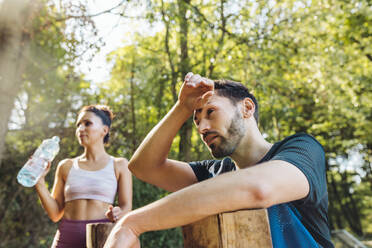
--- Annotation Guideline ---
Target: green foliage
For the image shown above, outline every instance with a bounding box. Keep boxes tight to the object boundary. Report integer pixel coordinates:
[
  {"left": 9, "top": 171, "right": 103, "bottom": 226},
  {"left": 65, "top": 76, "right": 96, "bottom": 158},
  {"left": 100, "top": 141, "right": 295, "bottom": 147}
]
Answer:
[
  {"left": 0, "top": 0, "right": 97, "bottom": 247},
  {"left": 1, "top": 0, "right": 371, "bottom": 247}
]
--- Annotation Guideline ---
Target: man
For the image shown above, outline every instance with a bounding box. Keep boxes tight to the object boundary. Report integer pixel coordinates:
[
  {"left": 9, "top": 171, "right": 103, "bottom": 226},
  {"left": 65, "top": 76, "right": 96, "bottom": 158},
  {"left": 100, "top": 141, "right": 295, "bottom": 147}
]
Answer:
[{"left": 104, "top": 72, "right": 334, "bottom": 248}]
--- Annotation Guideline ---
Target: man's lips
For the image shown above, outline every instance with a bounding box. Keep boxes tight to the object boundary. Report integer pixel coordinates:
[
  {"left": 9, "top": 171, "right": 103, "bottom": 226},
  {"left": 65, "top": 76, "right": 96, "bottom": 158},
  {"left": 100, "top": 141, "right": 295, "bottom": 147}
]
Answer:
[{"left": 203, "top": 134, "right": 219, "bottom": 146}]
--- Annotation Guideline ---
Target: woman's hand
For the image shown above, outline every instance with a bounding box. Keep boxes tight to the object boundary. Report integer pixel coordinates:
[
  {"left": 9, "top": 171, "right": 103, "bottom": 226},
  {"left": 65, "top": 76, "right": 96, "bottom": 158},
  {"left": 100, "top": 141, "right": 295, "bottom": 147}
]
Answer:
[
  {"left": 36, "top": 160, "right": 52, "bottom": 186},
  {"left": 105, "top": 205, "right": 123, "bottom": 222}
]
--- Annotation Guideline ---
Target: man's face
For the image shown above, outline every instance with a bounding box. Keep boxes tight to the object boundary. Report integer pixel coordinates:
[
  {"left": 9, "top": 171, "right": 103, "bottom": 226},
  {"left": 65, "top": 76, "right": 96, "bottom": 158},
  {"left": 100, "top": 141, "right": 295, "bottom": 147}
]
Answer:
[{"left": 193, "top": 94, "right": 246, "bottom": 158}]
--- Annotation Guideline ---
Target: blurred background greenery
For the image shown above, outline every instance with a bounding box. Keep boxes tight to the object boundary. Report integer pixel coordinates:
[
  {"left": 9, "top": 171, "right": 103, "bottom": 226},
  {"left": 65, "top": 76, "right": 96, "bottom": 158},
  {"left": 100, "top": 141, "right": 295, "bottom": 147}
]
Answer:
[{"left": 0, "top": 0, "right": 370, "bottom": 247}]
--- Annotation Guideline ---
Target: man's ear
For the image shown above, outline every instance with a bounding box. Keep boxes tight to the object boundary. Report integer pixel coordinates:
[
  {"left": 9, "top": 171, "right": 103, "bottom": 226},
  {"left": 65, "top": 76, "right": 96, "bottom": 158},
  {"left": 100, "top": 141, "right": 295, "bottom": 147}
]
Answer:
[{"left": 242, "top": 97, "right": 255, "bottom": 118}]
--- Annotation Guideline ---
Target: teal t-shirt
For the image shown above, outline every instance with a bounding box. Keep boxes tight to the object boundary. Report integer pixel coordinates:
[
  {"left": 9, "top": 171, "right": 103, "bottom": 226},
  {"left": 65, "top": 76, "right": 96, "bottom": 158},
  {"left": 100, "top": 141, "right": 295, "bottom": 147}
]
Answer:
[{"left": 189, "top": 133, "right": 334, "bottom": 248}]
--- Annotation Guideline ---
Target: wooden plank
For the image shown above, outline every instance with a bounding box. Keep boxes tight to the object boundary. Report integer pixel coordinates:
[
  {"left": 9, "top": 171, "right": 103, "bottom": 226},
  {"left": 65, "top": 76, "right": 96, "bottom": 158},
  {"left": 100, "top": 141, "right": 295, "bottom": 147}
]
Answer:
[
  {"left": 182, "top": 215, "right": 222, "bottom": 248},
  {"left": 182, "top": 209, "right": 272, "bottom": 248},
  {"left": 86, "top": 222, "right": 115, "bottom": 248},
  {"left": 86, "top": 210, "right": 272, "bottom": 247},
  {"left": 219, "top": 209, "right": 272, "bottom": 248}
]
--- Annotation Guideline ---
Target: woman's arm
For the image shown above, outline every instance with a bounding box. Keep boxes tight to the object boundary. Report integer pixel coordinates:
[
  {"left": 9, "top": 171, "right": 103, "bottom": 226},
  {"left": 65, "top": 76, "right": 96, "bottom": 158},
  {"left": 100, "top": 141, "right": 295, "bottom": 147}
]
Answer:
[
  {"left": 35, "top": 159, "right": 69, "bottom": 222},
  {"left": 106, "top": 158, "right": 133, "bottom": 222},
  {"left": 117, "top": 158, "right": 132, "bottom": 216}
]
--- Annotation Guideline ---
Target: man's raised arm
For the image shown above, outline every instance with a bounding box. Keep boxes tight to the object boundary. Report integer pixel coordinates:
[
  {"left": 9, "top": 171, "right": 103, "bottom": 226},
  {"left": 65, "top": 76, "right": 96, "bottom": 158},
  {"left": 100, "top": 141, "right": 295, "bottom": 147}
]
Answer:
[{"left": 128, "top": 72, "right": 214, "bottom": 192}]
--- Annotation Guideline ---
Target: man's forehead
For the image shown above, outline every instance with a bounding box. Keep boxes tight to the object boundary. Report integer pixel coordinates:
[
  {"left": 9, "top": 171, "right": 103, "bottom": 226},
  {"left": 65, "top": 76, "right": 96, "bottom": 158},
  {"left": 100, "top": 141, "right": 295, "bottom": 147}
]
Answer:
[{"left": 194, "top": 95, "right": 231, "bottom": 114}]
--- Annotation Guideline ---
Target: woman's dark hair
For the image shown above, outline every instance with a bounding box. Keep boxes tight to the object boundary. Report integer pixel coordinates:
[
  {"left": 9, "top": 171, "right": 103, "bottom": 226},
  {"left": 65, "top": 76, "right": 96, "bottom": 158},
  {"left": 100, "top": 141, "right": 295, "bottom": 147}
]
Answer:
[
  {"left": 214, "top": 79, "right": 259, "bottom": 124},
  {"left": 79, "top": 105, "right": 114, "bottom": 144}
]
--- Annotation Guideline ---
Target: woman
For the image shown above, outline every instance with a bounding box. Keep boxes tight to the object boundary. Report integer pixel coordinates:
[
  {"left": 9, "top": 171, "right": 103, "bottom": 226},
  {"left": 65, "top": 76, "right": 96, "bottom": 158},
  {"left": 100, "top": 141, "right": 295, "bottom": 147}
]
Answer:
[{"left": 35, "top": 105, "right": 132, "bottom": 248}]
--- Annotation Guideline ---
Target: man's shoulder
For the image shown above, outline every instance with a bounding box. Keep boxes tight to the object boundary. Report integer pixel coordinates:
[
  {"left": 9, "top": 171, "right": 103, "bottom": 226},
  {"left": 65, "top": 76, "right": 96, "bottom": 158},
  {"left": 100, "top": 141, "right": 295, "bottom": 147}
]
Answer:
[
  {"left": 265, "top": 132, "right": 326, "bottom": 166},
  {"left": 279, "top": 132, "right": 324, "bottom": 150}
]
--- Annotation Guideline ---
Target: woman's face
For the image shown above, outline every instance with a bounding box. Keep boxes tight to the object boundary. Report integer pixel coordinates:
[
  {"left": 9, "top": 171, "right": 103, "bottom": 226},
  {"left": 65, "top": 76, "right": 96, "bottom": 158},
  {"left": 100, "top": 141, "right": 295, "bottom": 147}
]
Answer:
[{"left": 75, "top": 111, "right": 108, "bottom": 146}]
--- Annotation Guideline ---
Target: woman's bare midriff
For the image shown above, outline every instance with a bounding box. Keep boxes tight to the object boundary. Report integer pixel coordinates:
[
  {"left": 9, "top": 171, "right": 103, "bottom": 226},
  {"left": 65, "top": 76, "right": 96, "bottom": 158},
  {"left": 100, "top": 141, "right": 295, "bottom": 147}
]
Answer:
[{"left": 63, "top": 199, "right": 110, "bottom": 220}]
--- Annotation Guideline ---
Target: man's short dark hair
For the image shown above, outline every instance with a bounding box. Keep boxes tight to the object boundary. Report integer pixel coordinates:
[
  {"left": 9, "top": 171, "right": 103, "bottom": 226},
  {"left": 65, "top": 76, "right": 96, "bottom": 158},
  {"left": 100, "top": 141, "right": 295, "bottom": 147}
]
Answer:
[{"left": 214, "top": 79, "right": 259, "bottom": 123}]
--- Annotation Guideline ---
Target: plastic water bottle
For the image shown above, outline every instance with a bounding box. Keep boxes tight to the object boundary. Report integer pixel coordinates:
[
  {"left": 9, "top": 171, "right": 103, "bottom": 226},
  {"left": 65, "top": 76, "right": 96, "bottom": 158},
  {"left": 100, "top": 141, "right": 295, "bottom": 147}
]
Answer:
[{"left": 17, "top": 136, "right": 60, "bottom": 187}]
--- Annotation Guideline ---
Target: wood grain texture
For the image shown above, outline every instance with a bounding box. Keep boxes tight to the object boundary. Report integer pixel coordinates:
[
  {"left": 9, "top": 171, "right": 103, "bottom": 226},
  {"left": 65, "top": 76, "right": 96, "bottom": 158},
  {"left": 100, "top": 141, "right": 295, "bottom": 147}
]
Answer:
[
  {"left": 183, "top": 209, "right": 272, "bottom": 248},
  {"left": 219, "top": 209, "right": 272, "bottom": 248},
  {"left": 86, "top": 222, "right": 115, "bottom": 248},
  {"left": 182, "top": 215, "right": 222, "bottom": 248}
]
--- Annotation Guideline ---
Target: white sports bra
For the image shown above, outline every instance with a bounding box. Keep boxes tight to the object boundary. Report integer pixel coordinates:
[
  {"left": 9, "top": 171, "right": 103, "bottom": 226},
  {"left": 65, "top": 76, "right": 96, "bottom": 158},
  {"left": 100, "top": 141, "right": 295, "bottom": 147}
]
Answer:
[{"left": 64, "top": 157, "right": 117, "bottom": 204}]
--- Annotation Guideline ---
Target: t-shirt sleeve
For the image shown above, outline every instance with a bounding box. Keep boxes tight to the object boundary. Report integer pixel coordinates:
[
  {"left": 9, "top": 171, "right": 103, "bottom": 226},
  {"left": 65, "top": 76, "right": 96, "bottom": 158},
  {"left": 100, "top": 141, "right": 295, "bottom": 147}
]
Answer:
[
  {"left": 188, "top": 160, "right": 212, "bottom": 182},
  {"left": 271, "top": 134, "right": 327, "bottom": 206},
  {"left": 189, "top": 158, "right": 236, "bottom": 182}
]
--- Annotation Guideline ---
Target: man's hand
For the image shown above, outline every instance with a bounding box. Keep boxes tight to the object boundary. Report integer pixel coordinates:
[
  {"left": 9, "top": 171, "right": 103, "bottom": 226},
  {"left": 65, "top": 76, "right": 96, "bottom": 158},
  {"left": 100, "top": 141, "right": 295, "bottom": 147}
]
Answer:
[
  {"left": 178, "top": 72, "right": 214, "bottom": 113},
  {"left": 105, "top": 205, "right": 123, "bottom": 223},
  {"left": 104, "top": 217, "right": 140, "bottom": 248}
]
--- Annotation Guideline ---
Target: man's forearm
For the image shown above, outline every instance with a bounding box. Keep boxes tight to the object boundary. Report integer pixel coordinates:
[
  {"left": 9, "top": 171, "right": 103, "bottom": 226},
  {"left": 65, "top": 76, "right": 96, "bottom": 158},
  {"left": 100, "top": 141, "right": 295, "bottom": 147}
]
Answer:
[
  {"left": 105, "top": 160, "right": 310, "bottom": 247},
  {"left": 119, "top": 169, "right": 264, "bottom": 235}
]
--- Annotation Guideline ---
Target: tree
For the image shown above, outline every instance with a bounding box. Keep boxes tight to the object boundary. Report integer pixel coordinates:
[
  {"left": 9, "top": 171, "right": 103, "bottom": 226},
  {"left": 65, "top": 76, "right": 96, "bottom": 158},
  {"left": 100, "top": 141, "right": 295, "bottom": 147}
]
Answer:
[
  {"left": 108, "top": 0, "right": 371, "bottom": 238},
  {"left": 0, "top": 0, "right": 38, "bottom": 163},
  {"left": 0, "top": 0, "right": 101, "bottom": 246},
  {"left": 1, "top": 0, "right": 371, "bottom": 246}
]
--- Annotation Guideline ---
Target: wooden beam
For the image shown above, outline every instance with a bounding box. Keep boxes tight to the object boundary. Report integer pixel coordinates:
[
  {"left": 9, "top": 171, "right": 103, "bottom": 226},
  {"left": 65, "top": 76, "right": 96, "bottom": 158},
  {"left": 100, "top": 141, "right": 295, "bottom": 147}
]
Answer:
[
  {"left": 86, "top": 209, "right": 272, "bottom": 247},
  {"left": 182, "top": 209, "right": 272, "bottom": 248}
]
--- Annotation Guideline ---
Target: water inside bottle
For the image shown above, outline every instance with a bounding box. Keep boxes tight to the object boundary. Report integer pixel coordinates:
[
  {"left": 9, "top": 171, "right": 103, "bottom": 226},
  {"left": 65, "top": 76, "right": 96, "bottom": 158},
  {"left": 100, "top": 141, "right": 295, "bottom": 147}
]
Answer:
[
  {"left": 17, "top": 168, "right": 37, "bottom": 187},
  {"left": 17, "top": 136, "right": 60, "bottom": 187},
  {"left": 17, "top": 157, "right": 47, "bottom": 187}
]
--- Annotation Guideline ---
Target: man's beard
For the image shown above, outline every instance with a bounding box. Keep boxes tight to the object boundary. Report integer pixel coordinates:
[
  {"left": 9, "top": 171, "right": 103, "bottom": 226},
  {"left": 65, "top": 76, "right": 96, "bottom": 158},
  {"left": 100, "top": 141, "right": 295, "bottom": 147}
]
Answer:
[{"left": 210, "top": 111, "right": 246, "bottom": 158}]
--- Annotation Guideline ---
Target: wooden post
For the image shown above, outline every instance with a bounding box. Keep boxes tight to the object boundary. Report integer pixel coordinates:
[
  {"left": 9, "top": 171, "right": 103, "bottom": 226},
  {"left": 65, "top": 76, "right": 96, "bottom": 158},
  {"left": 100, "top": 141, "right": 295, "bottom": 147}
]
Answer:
[
  {"left": 182, "top": 209, "right": 272, "bottom": 248},
  {"left": 86, "top": 209, "right": 272, "bottom": 247},
  {"left": 86, "top": 222, "right": 115, "bottom": 248}
]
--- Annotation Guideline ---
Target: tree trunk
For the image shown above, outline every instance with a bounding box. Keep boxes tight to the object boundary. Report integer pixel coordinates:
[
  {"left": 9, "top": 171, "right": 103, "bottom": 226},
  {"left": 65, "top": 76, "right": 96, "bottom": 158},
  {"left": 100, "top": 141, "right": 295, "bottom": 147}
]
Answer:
[
  {"left": 129, "top": 55, "right": 137, "bottom": 153},
  {"left": 177, "top": 0, "right": 192, "bottom": 161},
  {"left": 0, "top": 0, "right": 35, "bottom": 163}
]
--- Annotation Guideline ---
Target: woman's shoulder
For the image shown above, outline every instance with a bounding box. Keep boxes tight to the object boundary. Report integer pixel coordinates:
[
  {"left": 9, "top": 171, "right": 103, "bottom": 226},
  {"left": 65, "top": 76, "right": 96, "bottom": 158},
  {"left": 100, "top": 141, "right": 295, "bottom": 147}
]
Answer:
[
  {"left": 57, "top": 158, "right": 75, "bottom": 167},
  {"left": 57, "top": 157, "right": 79, "bottom": 171},
  {"left": 111, "top": 156, "right": 129, "bottom": 166},
  {"left": 54, "top": 158, "right": 75, "bottom": 178},
  {"left": 110, "top": 157, "right": 129, "bottom": 179},
  {"left": 111, "top": 157, "right": 129, "bottom": 171}
]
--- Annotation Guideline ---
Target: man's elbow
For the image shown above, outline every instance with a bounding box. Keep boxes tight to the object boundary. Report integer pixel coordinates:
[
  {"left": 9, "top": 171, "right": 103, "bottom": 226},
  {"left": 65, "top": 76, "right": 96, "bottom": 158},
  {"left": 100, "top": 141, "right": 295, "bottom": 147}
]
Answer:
[
  {"left": 127, "top": 160, "right": 136, "bottom": 172},
  {"left": 128, "top": 159, "right": 141, "bottom": 177},
  {"left": 241, "top": 183, "right": 275, "bottom": 209},
  {"left": 128, "top": 160, "right": 151, "bottom": 184}
]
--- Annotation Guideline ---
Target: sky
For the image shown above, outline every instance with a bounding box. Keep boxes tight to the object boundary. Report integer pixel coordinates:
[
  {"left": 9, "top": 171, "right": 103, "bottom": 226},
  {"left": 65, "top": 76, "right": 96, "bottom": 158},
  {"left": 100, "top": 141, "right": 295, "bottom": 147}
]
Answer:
[{"left": 78, "top": 0, "right": 161, "bottom": 83}]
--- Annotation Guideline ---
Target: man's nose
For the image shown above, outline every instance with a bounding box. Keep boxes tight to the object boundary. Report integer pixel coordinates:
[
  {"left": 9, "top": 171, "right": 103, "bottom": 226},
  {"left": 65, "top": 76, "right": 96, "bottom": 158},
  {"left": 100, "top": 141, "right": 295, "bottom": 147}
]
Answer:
[{"left": 197, "top": 119, "right": 211, "bottom": 134}]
